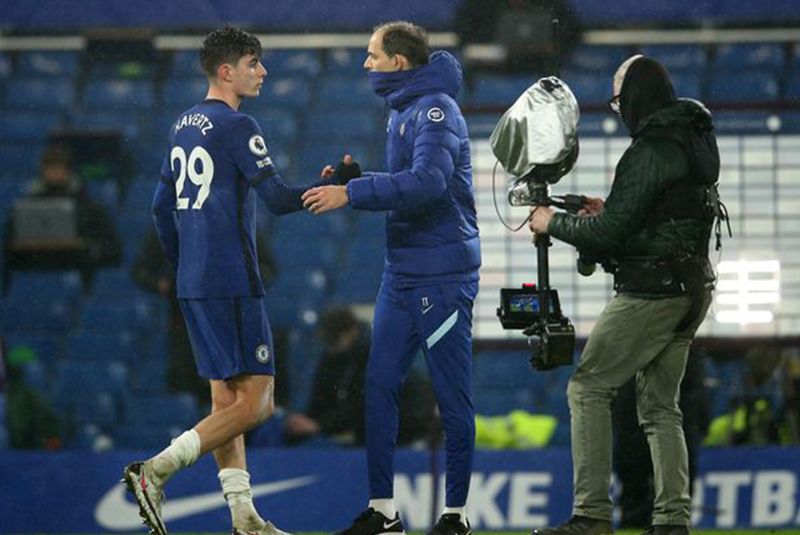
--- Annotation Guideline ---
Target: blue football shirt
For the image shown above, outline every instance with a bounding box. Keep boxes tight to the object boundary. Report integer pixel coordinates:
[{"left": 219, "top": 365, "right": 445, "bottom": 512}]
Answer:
[{"left": 155, "top": 99, "right": 282, "bottom": 299}]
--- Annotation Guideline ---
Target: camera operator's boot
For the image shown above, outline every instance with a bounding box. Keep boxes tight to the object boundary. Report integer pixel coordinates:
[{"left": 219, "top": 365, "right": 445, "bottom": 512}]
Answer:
[
  {"left": 532, "top": 515, "right": 613, "bottom": 535},
  {"left": 639, "top": 526, "right": 690, "bottom": 535}
]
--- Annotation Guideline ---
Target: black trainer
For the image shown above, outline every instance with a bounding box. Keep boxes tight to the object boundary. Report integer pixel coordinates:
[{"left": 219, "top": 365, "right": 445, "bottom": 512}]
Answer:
[
  {"left": 427, "top": 513, "right": 471, "bottom": 535},
  {"left": 334, "top": 508, "right": 406, "bottom": 535},
  {"left": 532, "top": 515, "right": 614, "bottom": 535},
  {"left": 640, "top": 526, "right": 690, "bottom": 535}
]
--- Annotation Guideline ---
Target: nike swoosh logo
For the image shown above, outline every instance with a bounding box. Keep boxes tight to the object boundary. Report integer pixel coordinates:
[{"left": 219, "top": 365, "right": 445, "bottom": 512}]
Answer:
[
  {"left": 95, "top": 475, "right": 318, "bottom": 530},
  {"left": 422, "top": 305, "right": 434, "bottom": 314},
  {"left": 384, "top": 519, "right": 401, "bottom": 529}
]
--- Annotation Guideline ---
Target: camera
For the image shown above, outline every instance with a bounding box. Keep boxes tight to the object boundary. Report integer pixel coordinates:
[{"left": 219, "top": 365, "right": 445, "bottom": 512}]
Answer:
[{"left": 490, "top": 76, "right": 581, "bottom": 371}]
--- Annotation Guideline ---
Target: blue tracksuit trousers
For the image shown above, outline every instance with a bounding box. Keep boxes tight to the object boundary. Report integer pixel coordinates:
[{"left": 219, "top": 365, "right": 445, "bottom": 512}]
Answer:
[{"left": 366, "top": 274, "right": 478, "bottom": 507}]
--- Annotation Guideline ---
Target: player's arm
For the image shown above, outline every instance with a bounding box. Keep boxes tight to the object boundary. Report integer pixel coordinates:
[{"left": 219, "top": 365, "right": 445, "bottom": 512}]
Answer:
[
  {"left": 252, "top": 168, "right": 319, "bottom": 216},
  {"left": 152, "top": 177, "right": 179, "bottom": 268},
  {"left": 346, "top": 102, "right": 458, "bottom": 211},
  {"left": 233, "top": 115, "right": 319, "bottom": 216}
]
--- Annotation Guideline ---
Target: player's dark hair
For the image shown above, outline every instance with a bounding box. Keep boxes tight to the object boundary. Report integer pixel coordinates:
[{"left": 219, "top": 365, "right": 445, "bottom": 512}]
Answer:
[
  {"left": 200, "top": 27, "right": 262, "bottom": 78},
  {"left": 374, "top": 21, "right": 430, "bottom": 68}
]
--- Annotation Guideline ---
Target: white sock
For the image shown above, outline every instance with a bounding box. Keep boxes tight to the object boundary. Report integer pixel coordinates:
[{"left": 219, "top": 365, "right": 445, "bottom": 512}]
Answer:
[
  {"left": 219, "top": 468, "right": 265, "bottom": 530},
  {"left": 150, "top": 429, "right": 201, "bottom": 484},
  {"left": 443, "top": 506, "right": 467, "bottom": 525},
  {"left": 369, "top": 498, "right": 397, "bottom": 518}
]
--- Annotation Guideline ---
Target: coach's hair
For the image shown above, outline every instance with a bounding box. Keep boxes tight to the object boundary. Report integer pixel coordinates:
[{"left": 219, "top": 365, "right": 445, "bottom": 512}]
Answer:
[
  {"left": 374, "top": 21, "right": 430, "bottom": 68},
  {"left": 200, "top": 27, "right": 262, "bottom": 78}
]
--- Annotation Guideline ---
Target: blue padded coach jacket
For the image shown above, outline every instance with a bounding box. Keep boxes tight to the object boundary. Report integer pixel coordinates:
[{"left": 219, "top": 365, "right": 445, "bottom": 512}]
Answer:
[{"left": 346, "top": 51, "right": 481, "bottom": 285}]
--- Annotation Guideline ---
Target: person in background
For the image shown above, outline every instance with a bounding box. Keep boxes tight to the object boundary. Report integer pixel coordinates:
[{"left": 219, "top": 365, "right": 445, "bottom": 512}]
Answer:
[
  {"left": 2, "top": 145, "right": 121, "bottom": 290},
  {"left": 284, "top": 307, "right": 436, "bottom": 447}
]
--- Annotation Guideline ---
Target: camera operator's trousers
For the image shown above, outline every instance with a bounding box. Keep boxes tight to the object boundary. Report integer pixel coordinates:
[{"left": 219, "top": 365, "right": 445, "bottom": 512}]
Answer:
[
  {"left": 366, "top": 274, "right": 478, "bottom": 507},
  {"left": 569, "top": 291, "right": 712, "bottom": 526}
]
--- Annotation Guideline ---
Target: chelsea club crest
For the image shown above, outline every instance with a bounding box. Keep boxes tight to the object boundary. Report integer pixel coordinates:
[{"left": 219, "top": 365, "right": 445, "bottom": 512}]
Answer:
[{"left": 255, "top": 344, "right": 271, "bottom": 363}]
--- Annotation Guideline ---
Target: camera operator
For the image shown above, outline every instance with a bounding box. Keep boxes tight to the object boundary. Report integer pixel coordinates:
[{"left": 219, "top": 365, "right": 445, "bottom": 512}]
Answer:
[{"left": 529, "top": 55, "right": 719, "bottom": 535}]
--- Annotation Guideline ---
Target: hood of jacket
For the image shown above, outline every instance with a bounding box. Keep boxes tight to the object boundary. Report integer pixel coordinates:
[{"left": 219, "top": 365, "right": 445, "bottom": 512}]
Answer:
[
  {"left": 370, "top": 50, "right": 463, "bottom": 110},
  {"left": 619, "top": 56, "right": 675, "bottom": 134}
]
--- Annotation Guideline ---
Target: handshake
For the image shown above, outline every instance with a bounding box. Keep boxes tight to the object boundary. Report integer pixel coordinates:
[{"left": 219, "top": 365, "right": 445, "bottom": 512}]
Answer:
[{"left": 302, "top": 154, "right": 361, "bottom": 215}]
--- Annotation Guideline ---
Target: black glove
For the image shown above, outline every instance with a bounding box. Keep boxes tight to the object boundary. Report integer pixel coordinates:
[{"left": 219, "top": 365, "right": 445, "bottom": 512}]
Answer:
[{"left": 332, "top": 159, "right": 362, "bottom": 185}]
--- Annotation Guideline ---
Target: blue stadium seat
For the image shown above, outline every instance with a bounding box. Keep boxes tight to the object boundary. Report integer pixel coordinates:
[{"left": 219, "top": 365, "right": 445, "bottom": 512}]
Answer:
[
  {"left": 124, "top": 393, "right": 199, "bottom": 427},
  {"left": 713, "top": 111, "right": 781, "bottom": 135},
  {"left": 474, "top": 389, "right": 533, "bottom": 416},
  {"left": 263, "top": 49, "right": 322, "bottom": 79},
  {"left": 578, "top": 113, "right": 624, "bottom": 137},
  {"left": 83, "top": 79, "right": 155, "bottom": 111},
  {"left": 474, "top": 351, "right": 538, "bottom": 389},
  {"left": 713, "top": 43, "right": 785, "bottom": 71},
  {"left": 777, "top": 112, "right": 800, "bottom": 133},
  {"left": 567, "top": 45, "right": 632, "bottom": 72},
  {"left": 72, "top": 391, "right": 120, "bottom": 428},
  {"left": 0, "top": 52, "right": 10, "bottom": 78},
  {"left": 0, "top": 144, "right": 42, "bottom": 178},
  {"left": 261, "top": 78, "right": 311, "bottom": 109},
  {"left": 0, "top": 393, "right": 6, "bottom": 426},
  {"left": 0, "top": 177, "right": 29, "bottom": 211},
  {"left": 170, "top": 50, "right": 203, "bottom": 77},
  {"left": 316, "top": 77, "right": 382, "bottom": 109},
  {"left": 786, "top": 72, "right": 800, "bottom": 101},
  {"left": 3, "top": 333, "right": 63, "bottom": 365},
  {"left": 793, "top": 43, "right": 800, "bottom": 71},
  {"left": 132, "top": 358, "right": 167, "bottom": 393},
  {"left": 560, "top": 71, "right": 609, "bottom": 105},
  {"left": 465, "top": 113, "right": 502, "bottom": 138},
  {"left": 708, "top": 71, "right": 780, "bottom": 103},
  {"left": 639, "top": 44, "right": 707, "bottom": 72},
  {"left": 468, "top": 75, "right": 534, "bottom": 106},
  {"left": 21, "top": 359, "right": 50, "bottom": 392},
  {"left": 79, "top": 299, "right": 151, "bottom": 335},
  {"left": 54, "top": 360, "right": 128, "bottom": 404},
  {"left": 0, "top": 112, "right": 62, "bottom": 143},
  {"left": 71, "top": 111, "right": 141, "bottom": 141},
  {"left": 17, "top": 51, "right": 80, "bottom": 77},
  {"left": 671, "top": 73, "right": 703, "bottom": 99},
  {"left": 305, "top": 109, "right": 378, "bottom": 141},
  {"left": 91, "top": 268, "right": 145, "bottom": 298},
  {"left": 245, "top": 107, "right": 299, "bottom": 142},
  {"left": 161, "top": 77, "right": 208, "bottom": 109},
  {"left": 7, "top": 270, "right": 83, "bottom": 306},
  {"left": 326, "top": 48, "right": 368, "bottom": 75},
  {"left": 66, "top": 329, "right": 139, "bottom": 363},
  {"left": 5, "top": 79, "right": 75, "bottom": 112},
  {"left": 115, "top": 423, "right": 184, "bottom": 449}
]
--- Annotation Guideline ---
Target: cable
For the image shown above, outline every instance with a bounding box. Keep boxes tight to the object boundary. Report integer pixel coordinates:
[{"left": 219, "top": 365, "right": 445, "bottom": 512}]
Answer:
[{"left": 492, "top": 160, "right": 535, "bottom": 232}]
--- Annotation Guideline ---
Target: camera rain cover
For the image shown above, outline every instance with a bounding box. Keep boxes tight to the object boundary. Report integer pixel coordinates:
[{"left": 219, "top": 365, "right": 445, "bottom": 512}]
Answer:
[{"left": 490, "top": 76, "right": 580, "bottom": 181}]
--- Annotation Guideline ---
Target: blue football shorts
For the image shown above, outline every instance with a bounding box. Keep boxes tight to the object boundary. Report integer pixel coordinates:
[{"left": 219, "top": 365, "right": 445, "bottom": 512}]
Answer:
[{"left": 179, "top": 296, "right": 275, "bottom": 380}]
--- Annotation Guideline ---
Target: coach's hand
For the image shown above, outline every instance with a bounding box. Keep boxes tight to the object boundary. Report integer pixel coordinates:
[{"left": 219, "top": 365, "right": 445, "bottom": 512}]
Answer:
[
  {"left": 302, "top": 185, "right": 349, "bottom": 214},
  {"left": 321, "top": 154, "right": 361, "bottom": 185}
]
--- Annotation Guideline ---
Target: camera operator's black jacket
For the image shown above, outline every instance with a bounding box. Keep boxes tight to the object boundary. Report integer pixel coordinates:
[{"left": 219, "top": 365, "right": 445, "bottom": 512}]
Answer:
[{"left": 548, "top": 99, "right": 719, "bottom": 287}]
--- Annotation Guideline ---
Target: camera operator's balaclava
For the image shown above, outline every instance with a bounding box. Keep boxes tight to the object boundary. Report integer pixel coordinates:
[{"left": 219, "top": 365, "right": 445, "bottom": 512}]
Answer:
[{"left": 617, "top": 56, "right": 675, "bottom": 134}]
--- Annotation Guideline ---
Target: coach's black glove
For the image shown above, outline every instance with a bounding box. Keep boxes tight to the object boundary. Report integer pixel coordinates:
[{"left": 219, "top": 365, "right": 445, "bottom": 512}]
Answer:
[{"left": 332, "top": 159, "right": 362, "bottom": 185}]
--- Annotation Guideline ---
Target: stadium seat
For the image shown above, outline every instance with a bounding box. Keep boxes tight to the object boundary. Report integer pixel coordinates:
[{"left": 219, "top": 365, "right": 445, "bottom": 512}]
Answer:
[
  {"left": 316, "top": 77, "right": 382, "bottom": 109},
  {"left": 786, "top": 72, "right": 800, "bottom": 101},
  {"left": 0, "top": 51, "right": 10, "bottom": 78},
  {"left": 261, "top": 78, "right": 311, "bottom": 109},
  {"left": 0, "top": 112, "right": 63, "bottom": 143},
  {"left": 474, "top": 389, "right": 533, "bottom": 416},
  {"left": 639, "top": 44, "right": 707, "bottom": 72},
  {"left": 707, "top": 71, "right": 780, "bottom": 103},
  {"left": 131, "top": 357, "right": 167, "bottom": 393},
  {"left": 161, "top": 77, "right": 209, "bottom": 109},
  {"left": 713, "top": 43, "right": 786, "bottom": 72},
  {"left": 21, "top": 359, "right": 50, "bottom": 392},
  {"left": 263, "top": 49, "right": 322, "bottom": 79},
  {"left": 577, "top": 112, "right": 623, "bottom": 137},
  {"left": 713, "top": 111, "right": 780, "bottom": 134},
  {"left": 66, "top": 329, "right": 139, "bottom": 363},
  {"left": 170, "top": 50, "right": 204, "bottom": 77},
  {"left": 5, "top": 79, "right": 75, "bottom": 112},
  {"left": 124, "top": 393, "right": 199, "bottom": 428},
  {"left": 305, "top": 109, "right": 378, "bottom": 141},
  {"left": 83, "top": 79, "right": 155, "bottom": 111},
  {"left": 468, "top": 75, "right": 535, "bottom": 106},
  {"left": 671, "top": 73, "right": 703, "bottom": 99},
  {"left": 71, "top": 110, "right": 141, "bottom": 141},
  {"left": 465, "top": 113, "right": 502, "bottom": 138},
  {"left": 17, "top": 51, "right": 80, "bottom": 77},
  {"left": 326, "top": 48, "right": 368, "bottom": 75},
  {"left": 0, "top": 144, "right": 43, "bottom": 178},
  {"left": 3, "top": 333, "right": 63, "bottom": 365},
  {"left": 54, "top": 360, "right": 129, "bottom": 403},
  {"left": 7, "top": 270, "right": 83, "bottom": 306},
  {"left": 474, "top": 351, "right": 541, "bottom": 389},
  {"left": 1, "top": 298, "right": 76, "bottom": 336},
  {"left": 91, "top": 268, "right": 145, "bottom": 298},
  {"left": 245, "top": 107, "right": 299, "bottom": 142},
  {"left": 72, "top": 391, "right": 120, "bottom": 429},
  {"left": 114, "top": 423, "right": 184, "bottom": 449},
  {"left": 567, "top": 45, "right": 633, "bottom": 72},
  {"left": 0, "top": 423, "right": 7, "bottom": 450},
  {"left": 560, "top": 70, "right": 609, "bottom": 105}
]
